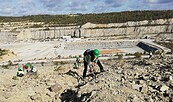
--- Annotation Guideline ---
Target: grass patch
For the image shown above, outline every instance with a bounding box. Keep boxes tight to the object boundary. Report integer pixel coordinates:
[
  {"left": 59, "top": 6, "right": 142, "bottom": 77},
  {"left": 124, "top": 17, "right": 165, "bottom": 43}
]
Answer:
[
  {"left": 0, "top": 49, "right": 8, "bottom": 56},
  {"left": 2, "top": 65, "right": 9, "bottom": 69},
  {"left": 117, "top": 54, "right": 123, "bottom": 60},
  {"left": 53, "top": 61, "right": 68, "bottom": 66},
  {"left": 54, "top": 66, "right": 62, "bottom": 71},
  {"left": 12, "top": 76, "right": 18, "bottom": 80},
  {"left": 134, "top": 52, "right": 142, "bottom": 58}
]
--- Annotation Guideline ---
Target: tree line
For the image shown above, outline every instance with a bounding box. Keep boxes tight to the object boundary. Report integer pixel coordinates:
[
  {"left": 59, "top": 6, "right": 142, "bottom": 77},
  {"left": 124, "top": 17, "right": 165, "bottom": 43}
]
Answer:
[{"left": 0, "top": 10, "right": 173, "bottom": 26}]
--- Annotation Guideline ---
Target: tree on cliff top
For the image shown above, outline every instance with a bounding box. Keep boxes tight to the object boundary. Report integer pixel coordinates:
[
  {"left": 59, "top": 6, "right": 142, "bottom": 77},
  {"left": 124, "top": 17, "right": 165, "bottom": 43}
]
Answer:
[{"left": 0, "top": 10, "right": 173, "bottom": 26}]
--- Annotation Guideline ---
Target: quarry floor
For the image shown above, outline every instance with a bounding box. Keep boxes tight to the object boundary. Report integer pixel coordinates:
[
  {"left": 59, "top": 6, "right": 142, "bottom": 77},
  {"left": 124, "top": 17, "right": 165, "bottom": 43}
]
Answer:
[{"left": 0, "top": 39, "right": 165, "bottom": 65}]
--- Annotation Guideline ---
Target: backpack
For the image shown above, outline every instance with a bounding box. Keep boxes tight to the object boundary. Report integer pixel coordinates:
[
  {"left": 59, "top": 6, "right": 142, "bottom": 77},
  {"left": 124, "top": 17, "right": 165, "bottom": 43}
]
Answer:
[{"left": 83, "top": 49, "right": 90, "bottom": 56}]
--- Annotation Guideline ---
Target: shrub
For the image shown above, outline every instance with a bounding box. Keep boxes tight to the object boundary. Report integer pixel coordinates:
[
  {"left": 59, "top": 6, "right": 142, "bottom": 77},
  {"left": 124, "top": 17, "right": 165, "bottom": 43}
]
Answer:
[
  {"left": 53, "top": 61, "right": 59, "bottom": 66},
  {"left": 0, "top": 49, "right": 7, "bottom": 56},
  {"left": 79, "top": 55, "right": 82, "bottom": 58},
  {"left": 53, "top": 61, "right": 68, "bottom": 66},
  {"left": 69, "top": 55, "right": 72, "bottom": 58},
  {"left": 143, "top": 51, "right": 147, "bottom": 55},
  {"left": 54, "top": 66, "right": 62, "bottom": 71},
  {"left": 8, "top": 60, "right": 13, "bottom": 65},
  {"left": 117, "top": 54, "right": 123, "bottom": 60},
  {"left": 12, "top": 76, "right": 18, "bottom": 80},
  {"left": 2, "top": 65, "right": 9, "bottom": 69},
  {"left": 134, "top": 52, "right": 142, "bottom": 58},
  {"left": 107, "top": 58, "right": 113, "bottom": 61},
  {"left": 60, "top": 61, "right": 68, "bottom": 65},
  {"left": 57, "top": 55, "right": 61, "bottom": 59},
  {"left": 41, "top": 62, "right": 44, "bottom": 66}
]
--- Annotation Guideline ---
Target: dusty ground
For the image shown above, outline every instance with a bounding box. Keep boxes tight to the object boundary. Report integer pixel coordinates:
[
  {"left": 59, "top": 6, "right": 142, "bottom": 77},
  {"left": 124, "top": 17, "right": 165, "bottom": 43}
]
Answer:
[
  {"left": 0, "top": 61, "right": 80, "bottom": 102},
  {"left": 0, "top": 51, "right": 16, "bottom": 62},
  {"left": 0, "top": 56, "right": 173, "bottom": 102},
  {"left": 0, "top": 39, "right": 172, "bottom": 102}
]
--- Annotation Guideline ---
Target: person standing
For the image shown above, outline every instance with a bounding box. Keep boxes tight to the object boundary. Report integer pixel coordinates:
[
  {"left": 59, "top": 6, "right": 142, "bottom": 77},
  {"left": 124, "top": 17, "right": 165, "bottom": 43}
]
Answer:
[{"left": 82, "top": 49, "right": 105, "bottom": 79}]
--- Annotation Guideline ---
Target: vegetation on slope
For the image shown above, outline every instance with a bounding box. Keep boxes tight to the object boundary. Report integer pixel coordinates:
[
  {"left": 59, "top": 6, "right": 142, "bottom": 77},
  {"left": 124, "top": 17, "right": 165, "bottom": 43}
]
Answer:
[
  {"left": 0, "top": 10, "right": 173, "bottom": 26},
  {"left": 0, "top": 49, "right": 7, "bottom": 56}
]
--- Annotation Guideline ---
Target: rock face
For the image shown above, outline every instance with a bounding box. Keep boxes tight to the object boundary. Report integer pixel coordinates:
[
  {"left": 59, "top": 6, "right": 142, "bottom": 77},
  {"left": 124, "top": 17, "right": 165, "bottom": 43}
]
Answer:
[
  {"left": 0, "top": 32, "right": 17, "bottom": 43},
  {"left": 81, "top": 18, "right": 173, "bottom": 38},
  {"left": 1, "top": 18, "right": 173, "bottom": 42}
]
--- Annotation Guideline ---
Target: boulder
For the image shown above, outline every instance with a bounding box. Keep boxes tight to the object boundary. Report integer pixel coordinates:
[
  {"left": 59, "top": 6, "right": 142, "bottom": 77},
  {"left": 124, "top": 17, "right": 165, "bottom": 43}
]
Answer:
[
  {"left": 141, "top": 85, "right": 148, "bottom": 94},
  {"left": 132, "top": 84, "right": 142, "bottom": 91},
  {"left": 49, "top": 83, "right": 62, "bottom": 93},
  {"left": 160, "top": 85, "right": 169, "bottom": 92}
]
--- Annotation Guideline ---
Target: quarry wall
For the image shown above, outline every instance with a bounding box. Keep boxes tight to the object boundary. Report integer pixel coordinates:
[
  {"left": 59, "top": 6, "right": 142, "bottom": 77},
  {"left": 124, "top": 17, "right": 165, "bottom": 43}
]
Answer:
[{"left": 1, "top": 18, "right": 173, "bottom": 41}]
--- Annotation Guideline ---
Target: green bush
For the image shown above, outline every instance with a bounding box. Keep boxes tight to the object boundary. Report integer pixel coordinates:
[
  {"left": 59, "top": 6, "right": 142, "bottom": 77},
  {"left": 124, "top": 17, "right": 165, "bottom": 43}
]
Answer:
[
  {"left": 0, "top": 49, "right": 7, "bottom": 56},
  {"left": 8, "top": 60, "right": 13, "bottom": 66},
  {"left": 134, "top": 52, "right": 142, "bottom": 58},
  {"left": 53, "top": 61, "right": 68, "bottom": 66},
  {"left": 143, "top": 51, "right": 147, "bottom": 55},
  {"left": 79, "top": 55, "right": 82, "bottom": 58},
  {"left": 53, "top": 61, "right": 59, "bottom": 66},
  {"left": 59, "top": 61, "right": 68, "bottom": 65},
  {"left": 117, "top": 54, "right": 123, "bottom": 60},
  {"left": 12, "top": 76, "right": 18, "bottom": 80},
  {"left": 2, "top": 65, "right": 9, "bottom": 69},
  {"left": 57, "top": 55, "right": 61, "bottom": 59},
  {"left": 107, "top": 58, "right": 112, "bottom": 61},
  {"left": 54, "top": 66, "right": 62, "bottom": 71}
]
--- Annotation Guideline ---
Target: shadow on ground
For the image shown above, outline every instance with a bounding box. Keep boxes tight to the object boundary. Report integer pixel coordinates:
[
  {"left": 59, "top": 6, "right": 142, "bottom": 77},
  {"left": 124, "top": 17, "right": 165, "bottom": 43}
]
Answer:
[{"left": 60, "top": 89, "right": 91, "bottom": 102}]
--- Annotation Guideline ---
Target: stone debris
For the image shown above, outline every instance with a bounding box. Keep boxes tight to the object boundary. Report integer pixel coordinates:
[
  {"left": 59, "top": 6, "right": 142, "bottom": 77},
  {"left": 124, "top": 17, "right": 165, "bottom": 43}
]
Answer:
[
  {"left": 160, "top": 85, "right": 169, "bottom": 92},
  {"left": 132, "top": 84, "right": 143, "bottom": 91},
  {"left": 49, "top": 83, "right": 62, "bottom": 93},
  {"left": 0, "top": 56, "right": 173, "bottom": 101}
]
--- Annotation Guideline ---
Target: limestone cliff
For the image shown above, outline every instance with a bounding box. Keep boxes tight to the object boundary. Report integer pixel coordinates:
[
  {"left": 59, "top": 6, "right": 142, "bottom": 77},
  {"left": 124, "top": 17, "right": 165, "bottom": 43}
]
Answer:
[
  {"left": 81, "top": 18, "right": 173, "bottom": 37},
  {"left": 10, "top": 18, "right": 173, "bottom": 41}
]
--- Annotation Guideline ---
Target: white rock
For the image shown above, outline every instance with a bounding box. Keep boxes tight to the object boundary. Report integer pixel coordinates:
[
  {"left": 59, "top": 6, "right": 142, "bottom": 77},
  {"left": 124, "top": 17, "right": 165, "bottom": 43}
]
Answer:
[
  {"left": 132, "top": 84, "right": 142, "bottom": 91},
  {"left": 169, "top": 76, "right": 173, "bottom": 81},
  {"left": 160, "top": 85, "right": 169, "bottom": 92},
  {"left": 50, "top": 83, "right": 62, "bottom": 93}
]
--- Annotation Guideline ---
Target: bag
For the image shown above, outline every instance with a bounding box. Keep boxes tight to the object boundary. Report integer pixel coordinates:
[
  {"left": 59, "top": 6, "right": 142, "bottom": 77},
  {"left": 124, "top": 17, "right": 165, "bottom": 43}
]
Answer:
[{"left": 83, "top": 49, "right": 90, "bottom": 56}]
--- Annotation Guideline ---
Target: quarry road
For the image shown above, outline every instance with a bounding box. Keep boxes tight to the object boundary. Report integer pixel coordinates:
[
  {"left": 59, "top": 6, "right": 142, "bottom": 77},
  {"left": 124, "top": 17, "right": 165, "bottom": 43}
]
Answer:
[{"left": 1, "top": 55, "right": 172, "bottom": 66}]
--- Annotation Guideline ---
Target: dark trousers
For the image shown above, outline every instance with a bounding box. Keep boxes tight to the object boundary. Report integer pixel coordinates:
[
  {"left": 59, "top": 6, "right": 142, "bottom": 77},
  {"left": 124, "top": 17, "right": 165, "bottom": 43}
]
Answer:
[{"left": 83, "top": 59, "right": 104, "bottom": 78}]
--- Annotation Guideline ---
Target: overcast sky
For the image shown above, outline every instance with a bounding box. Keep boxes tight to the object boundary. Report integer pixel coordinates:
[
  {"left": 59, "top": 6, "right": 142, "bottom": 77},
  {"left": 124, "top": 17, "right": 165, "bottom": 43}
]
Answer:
[{"left": 0, "top": 0, "right": 173, "bottom": 16}]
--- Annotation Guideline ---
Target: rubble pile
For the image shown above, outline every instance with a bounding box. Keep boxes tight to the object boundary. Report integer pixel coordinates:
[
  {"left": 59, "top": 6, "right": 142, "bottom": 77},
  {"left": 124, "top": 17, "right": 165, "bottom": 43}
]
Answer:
[
  {"left": 0, "top": 57, "right": 173, "bottom": 102},
  {"left": 60, "top": 57, "right": 173, "bottom": 102}
]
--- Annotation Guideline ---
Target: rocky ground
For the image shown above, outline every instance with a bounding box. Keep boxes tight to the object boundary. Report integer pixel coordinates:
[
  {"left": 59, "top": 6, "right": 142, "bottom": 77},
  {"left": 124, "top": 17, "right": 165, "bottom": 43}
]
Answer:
[{"left": 0, "top": 56, "right": 173, "bottom": 102}]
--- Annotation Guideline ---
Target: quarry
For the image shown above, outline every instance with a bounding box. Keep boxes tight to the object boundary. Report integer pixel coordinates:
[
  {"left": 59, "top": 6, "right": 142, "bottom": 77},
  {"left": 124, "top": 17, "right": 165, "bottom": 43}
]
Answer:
[
  {"left": 0, "top": 18, "right": 172, "bottom": 64},
  {"left": 0, "top": 17, "right": 173, "bottom": 102}
]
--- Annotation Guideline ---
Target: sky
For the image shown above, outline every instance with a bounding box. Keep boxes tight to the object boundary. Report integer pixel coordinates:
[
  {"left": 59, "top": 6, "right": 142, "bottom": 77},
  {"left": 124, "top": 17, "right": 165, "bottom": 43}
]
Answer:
[{"left": 0, "top": 0, "right": 173, "bottom": 16}]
